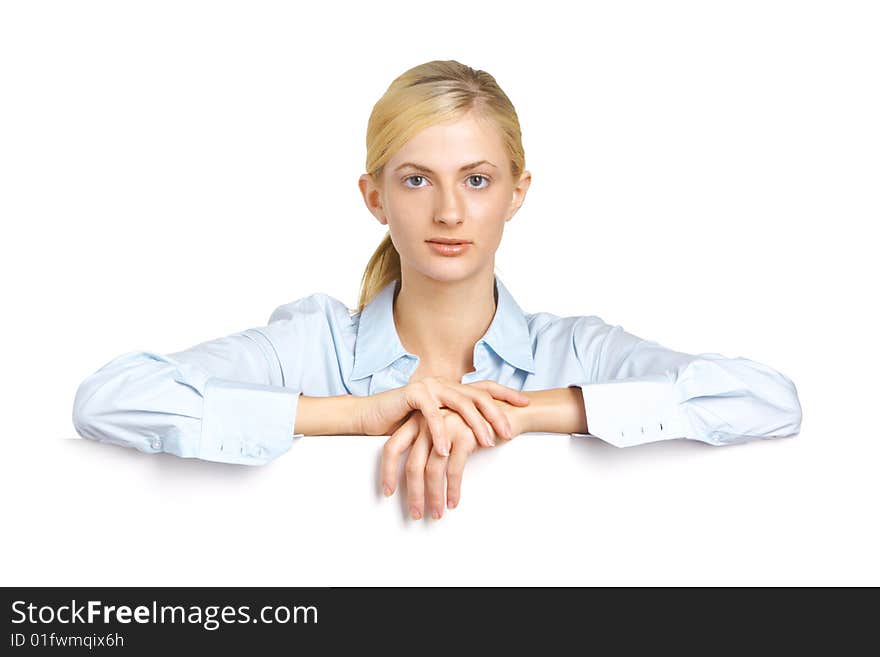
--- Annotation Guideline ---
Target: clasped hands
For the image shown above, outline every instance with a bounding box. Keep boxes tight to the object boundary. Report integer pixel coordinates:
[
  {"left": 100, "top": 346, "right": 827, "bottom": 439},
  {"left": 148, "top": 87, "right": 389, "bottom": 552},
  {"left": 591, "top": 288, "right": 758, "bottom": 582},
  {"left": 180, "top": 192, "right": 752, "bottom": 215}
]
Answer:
[{"left": 359, "top": 377, "right": 531, "bottom": 521}]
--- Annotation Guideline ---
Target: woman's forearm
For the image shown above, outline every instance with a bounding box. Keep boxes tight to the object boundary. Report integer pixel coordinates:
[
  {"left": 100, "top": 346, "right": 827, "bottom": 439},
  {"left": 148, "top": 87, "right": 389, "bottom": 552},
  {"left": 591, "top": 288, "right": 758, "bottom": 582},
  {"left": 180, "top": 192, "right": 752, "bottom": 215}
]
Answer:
[
  {"left": 294, "top": 395, "right": 365, "bottom": 435},
  {"left": 293, "top": 387, "right": 588, "bottom": 437},
  {"left": 514, "top": 387, "right": 588, "bottom": 435}
]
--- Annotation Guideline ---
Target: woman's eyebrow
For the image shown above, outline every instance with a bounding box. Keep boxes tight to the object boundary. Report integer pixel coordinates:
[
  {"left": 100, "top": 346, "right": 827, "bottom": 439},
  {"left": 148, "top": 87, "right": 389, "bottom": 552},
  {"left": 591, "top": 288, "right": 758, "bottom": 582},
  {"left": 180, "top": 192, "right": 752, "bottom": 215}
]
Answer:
[{"left": 394, "top": 160, "right": 498, "bottom": 174}]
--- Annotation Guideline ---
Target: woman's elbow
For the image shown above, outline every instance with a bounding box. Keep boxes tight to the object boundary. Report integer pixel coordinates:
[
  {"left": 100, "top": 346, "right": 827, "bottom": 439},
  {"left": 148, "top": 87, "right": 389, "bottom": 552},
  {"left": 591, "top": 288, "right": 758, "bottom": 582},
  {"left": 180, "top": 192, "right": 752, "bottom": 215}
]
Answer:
[
  {"left": 71, "top": 361, "right": 167, "bottom": 455},
  {"left": 72, "top": 375, "right": 103, "bottom": 442},
  {"left": 752, "top": 365, "right": 803, "bottom": 438},
  {"left": 683, "top": 358, "right": 803, "bottom": 446}
]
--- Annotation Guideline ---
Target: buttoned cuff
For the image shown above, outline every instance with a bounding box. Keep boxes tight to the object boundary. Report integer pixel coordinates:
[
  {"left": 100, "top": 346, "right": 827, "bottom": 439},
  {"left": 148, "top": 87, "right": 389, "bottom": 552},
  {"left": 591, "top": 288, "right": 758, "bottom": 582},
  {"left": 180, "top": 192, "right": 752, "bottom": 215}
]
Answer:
[
  {"left": 569, "top": 375, "right": 686, "bottom": 447},
  {"left": 199, "top": 377, "right": 304, "bottom": 465}
]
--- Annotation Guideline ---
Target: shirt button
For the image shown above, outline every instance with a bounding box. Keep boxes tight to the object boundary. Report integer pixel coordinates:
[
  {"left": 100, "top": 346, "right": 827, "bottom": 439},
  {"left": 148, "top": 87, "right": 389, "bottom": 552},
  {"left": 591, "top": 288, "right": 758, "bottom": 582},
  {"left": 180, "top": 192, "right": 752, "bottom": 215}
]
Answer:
[{"left": 151, "top": 438, "right": 162, "bottom": 450}]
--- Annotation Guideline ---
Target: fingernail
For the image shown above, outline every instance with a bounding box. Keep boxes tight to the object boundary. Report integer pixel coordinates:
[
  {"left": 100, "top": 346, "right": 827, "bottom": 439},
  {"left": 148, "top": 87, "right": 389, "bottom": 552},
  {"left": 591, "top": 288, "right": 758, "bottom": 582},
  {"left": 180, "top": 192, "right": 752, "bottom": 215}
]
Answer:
[
  {"left": 431, "top": 509, "right": 441, "bottom": 520},
  {"left": 447, "top": 498, "right": 457, "bottom": 509},
  {"left": 410, "top": 506, "right": 422, "bottom": 520},
  {"left": 488, "top": 435, "right": 496, "bottom": 446},
  {"left": 383, "top": 484, "right": 392, "bottom": 497},
  {"left": 439, "top": 444, "right": 449, "bottom": 456}
]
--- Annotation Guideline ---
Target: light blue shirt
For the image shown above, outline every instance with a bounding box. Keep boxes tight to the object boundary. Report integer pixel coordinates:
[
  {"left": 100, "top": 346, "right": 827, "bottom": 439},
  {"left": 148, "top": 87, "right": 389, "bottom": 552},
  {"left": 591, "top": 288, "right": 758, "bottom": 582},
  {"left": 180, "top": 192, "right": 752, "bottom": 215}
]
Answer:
[{"left": 72, "top": 275, "right": 802, "bottom": 465}]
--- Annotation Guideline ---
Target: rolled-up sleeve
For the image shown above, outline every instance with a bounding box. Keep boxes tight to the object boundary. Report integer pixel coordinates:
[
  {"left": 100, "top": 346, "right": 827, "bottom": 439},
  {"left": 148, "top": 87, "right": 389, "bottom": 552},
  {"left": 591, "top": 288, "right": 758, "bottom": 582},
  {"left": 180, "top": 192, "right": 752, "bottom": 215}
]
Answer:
[
  {"left": 567, "top": 319, "right": 802, "bottom": 447},
  {"left": 72, "top": 323, "right": 305, "bottom": 465}
]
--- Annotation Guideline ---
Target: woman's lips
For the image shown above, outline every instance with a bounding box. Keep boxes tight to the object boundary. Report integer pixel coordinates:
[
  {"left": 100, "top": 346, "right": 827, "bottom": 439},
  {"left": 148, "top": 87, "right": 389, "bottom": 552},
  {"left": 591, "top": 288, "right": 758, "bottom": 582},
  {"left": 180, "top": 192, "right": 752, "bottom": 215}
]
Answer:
[{"left": 426, "top": 241, "right": 471, "bottom": 256}]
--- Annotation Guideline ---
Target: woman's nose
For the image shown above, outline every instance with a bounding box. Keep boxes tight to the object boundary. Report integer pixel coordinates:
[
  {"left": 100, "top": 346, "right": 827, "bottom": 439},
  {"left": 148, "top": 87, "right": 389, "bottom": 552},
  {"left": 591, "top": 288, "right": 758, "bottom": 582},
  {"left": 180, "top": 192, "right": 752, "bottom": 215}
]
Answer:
[{"left": 435, "top": 191, "right": 464, "bottom": 224}]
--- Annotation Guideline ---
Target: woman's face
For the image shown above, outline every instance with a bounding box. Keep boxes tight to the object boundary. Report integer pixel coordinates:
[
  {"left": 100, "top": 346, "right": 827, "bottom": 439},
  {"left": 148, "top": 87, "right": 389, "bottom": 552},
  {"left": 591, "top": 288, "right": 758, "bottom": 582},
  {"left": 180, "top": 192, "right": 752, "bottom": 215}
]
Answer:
[{"left": 360, "top": 111, "right": 531, "bottom": 283}]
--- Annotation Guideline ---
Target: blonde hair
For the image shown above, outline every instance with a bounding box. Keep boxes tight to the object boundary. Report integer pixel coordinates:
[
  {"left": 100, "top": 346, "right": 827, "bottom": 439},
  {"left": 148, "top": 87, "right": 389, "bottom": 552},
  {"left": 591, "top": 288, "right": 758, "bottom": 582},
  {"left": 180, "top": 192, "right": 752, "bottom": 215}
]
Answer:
[{"left": 355, "top": 60, "right": 526, "bottom": 314}]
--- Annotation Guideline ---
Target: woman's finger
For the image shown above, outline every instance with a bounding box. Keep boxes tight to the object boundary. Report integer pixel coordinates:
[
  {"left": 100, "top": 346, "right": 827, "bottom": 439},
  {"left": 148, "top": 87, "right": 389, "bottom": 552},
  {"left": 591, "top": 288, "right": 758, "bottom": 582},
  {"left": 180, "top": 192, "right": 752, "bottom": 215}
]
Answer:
[
  {"left": 431, "top": 387, "right": 497, "bottom": 448},
  {"left": 431, "top": 384, "right": 511, "bottom": 446},
  {"left": 468, "top": 380, "right": 531, "bottom": 406},
  {"left": 406, "top": 383, "right": 450, "bottom": 457},
  {"left": 465, "top": 388, "right": 515, "bottom": 442},
  {"left": 405, "top": 428, "right": 432, "bottom": 520},
  {"left": 380, "top": 413, "right": 421, "bottom": 497},
  {"left": 425, "top": 441, "right": 450, "bottom": 520},
  {"left": 445, "top": 438, "right": 473, "bottom": 510}
]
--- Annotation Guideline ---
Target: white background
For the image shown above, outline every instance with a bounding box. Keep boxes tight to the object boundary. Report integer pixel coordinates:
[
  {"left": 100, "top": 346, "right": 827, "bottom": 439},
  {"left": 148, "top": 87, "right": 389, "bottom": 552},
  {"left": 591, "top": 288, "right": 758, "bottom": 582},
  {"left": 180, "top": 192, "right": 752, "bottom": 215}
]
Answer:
[{"left": 1, "top": 0, "right": 877, "bottom": 586}]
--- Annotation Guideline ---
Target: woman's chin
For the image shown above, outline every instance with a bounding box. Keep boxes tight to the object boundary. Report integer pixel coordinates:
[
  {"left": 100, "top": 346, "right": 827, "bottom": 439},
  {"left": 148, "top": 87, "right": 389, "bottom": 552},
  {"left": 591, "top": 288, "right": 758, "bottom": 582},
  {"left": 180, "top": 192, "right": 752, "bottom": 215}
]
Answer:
[{"left": 412, "top": 262, "right": 491, "bottom": 285}]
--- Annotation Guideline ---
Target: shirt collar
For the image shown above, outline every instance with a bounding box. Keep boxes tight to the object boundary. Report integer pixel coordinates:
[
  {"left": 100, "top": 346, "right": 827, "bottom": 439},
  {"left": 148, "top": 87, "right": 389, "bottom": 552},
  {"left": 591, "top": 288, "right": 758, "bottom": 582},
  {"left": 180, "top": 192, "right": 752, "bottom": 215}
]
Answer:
[{"left": 351, "top": 274, "right": 536, "bottom": 381}]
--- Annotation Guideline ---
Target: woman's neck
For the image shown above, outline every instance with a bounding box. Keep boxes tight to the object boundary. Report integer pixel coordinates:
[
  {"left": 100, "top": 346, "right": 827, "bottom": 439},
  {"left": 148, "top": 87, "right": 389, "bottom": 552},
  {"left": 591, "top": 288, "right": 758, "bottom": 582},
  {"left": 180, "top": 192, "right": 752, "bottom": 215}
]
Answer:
[{"left": 392, "top": 266, "right": 497, "bottom": 373}]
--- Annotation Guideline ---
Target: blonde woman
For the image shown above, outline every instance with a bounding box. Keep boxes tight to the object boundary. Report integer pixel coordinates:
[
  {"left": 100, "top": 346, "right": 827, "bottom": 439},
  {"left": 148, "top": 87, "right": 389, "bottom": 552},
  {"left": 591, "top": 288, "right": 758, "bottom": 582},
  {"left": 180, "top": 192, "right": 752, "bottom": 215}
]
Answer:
[{"left": 72, "top": 60, "right": 802, "bottom": 521}]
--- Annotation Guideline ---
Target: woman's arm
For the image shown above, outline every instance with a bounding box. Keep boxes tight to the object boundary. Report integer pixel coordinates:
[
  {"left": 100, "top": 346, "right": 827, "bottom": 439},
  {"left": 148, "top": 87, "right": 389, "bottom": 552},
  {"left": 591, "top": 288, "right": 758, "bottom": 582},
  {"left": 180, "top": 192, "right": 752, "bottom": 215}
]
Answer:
[
  {"left": 294, "top": 395, "right": 367, "bottom": 435},
  {"left": 73, "top": 294, "right": 385, "bottom": 464},
  {"left": 72, "top": 325, "right": 306, "bottom": 466},
  {"left": 563, "top": 317, "right": 802, "bottom": 447},
  {"left": 507, "top": 388, "right": 588, "bottom": 435}
]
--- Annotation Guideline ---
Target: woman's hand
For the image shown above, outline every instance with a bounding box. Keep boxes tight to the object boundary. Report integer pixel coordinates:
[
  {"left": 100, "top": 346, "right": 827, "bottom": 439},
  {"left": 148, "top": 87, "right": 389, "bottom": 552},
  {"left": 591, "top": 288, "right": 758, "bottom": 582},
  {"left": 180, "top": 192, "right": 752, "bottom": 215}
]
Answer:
[
  {"left": 380, "top": 398, "right": 526, "bottom": 520},
  {"left": 358, "top": 378, "right": 529, "bottom": 456}
]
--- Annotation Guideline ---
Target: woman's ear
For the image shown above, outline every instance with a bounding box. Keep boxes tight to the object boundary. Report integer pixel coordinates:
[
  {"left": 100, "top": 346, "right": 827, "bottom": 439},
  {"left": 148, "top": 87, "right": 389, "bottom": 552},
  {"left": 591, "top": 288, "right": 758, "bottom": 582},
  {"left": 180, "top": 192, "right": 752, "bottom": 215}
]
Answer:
[
  {"left": 359, "top": 173, "right": 388, "bottom": 226},
  {"left": 507, "top": 170, "right": 532, "bottom": 221}
]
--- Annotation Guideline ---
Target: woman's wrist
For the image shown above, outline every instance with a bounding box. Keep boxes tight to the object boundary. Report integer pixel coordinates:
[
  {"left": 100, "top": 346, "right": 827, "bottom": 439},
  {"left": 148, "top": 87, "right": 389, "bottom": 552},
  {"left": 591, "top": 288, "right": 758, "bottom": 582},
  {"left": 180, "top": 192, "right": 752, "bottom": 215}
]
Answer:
[
  {"left": 488, "top": 398, "right": 530, "bottom": 439},
  {"left": 509, "top": 387, "right": 588, "bottom": 435},
  {"left": 294, "top": 394, "right": 367, "bottom": 435}
]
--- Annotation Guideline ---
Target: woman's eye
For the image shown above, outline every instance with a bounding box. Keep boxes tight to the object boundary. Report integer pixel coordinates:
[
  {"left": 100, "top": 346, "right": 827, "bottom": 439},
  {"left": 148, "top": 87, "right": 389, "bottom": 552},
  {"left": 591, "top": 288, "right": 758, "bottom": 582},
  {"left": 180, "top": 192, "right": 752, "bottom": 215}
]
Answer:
[
  {"left": 403, "top": 175, "right": 427, "bottom": 188},
  {"left": 467, "top": 174, "right": 489, "bottom": 189},
  {"left": 402, "top": 174, "right": 490, "bottom": 189}
]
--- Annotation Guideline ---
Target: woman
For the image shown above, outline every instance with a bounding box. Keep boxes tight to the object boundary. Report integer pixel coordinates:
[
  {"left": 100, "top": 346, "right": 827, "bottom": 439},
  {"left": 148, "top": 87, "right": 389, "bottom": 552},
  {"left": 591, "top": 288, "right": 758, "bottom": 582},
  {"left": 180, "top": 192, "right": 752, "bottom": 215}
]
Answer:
[{"left": 72, "top": 60, "right": 802, "bottom": 521}]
